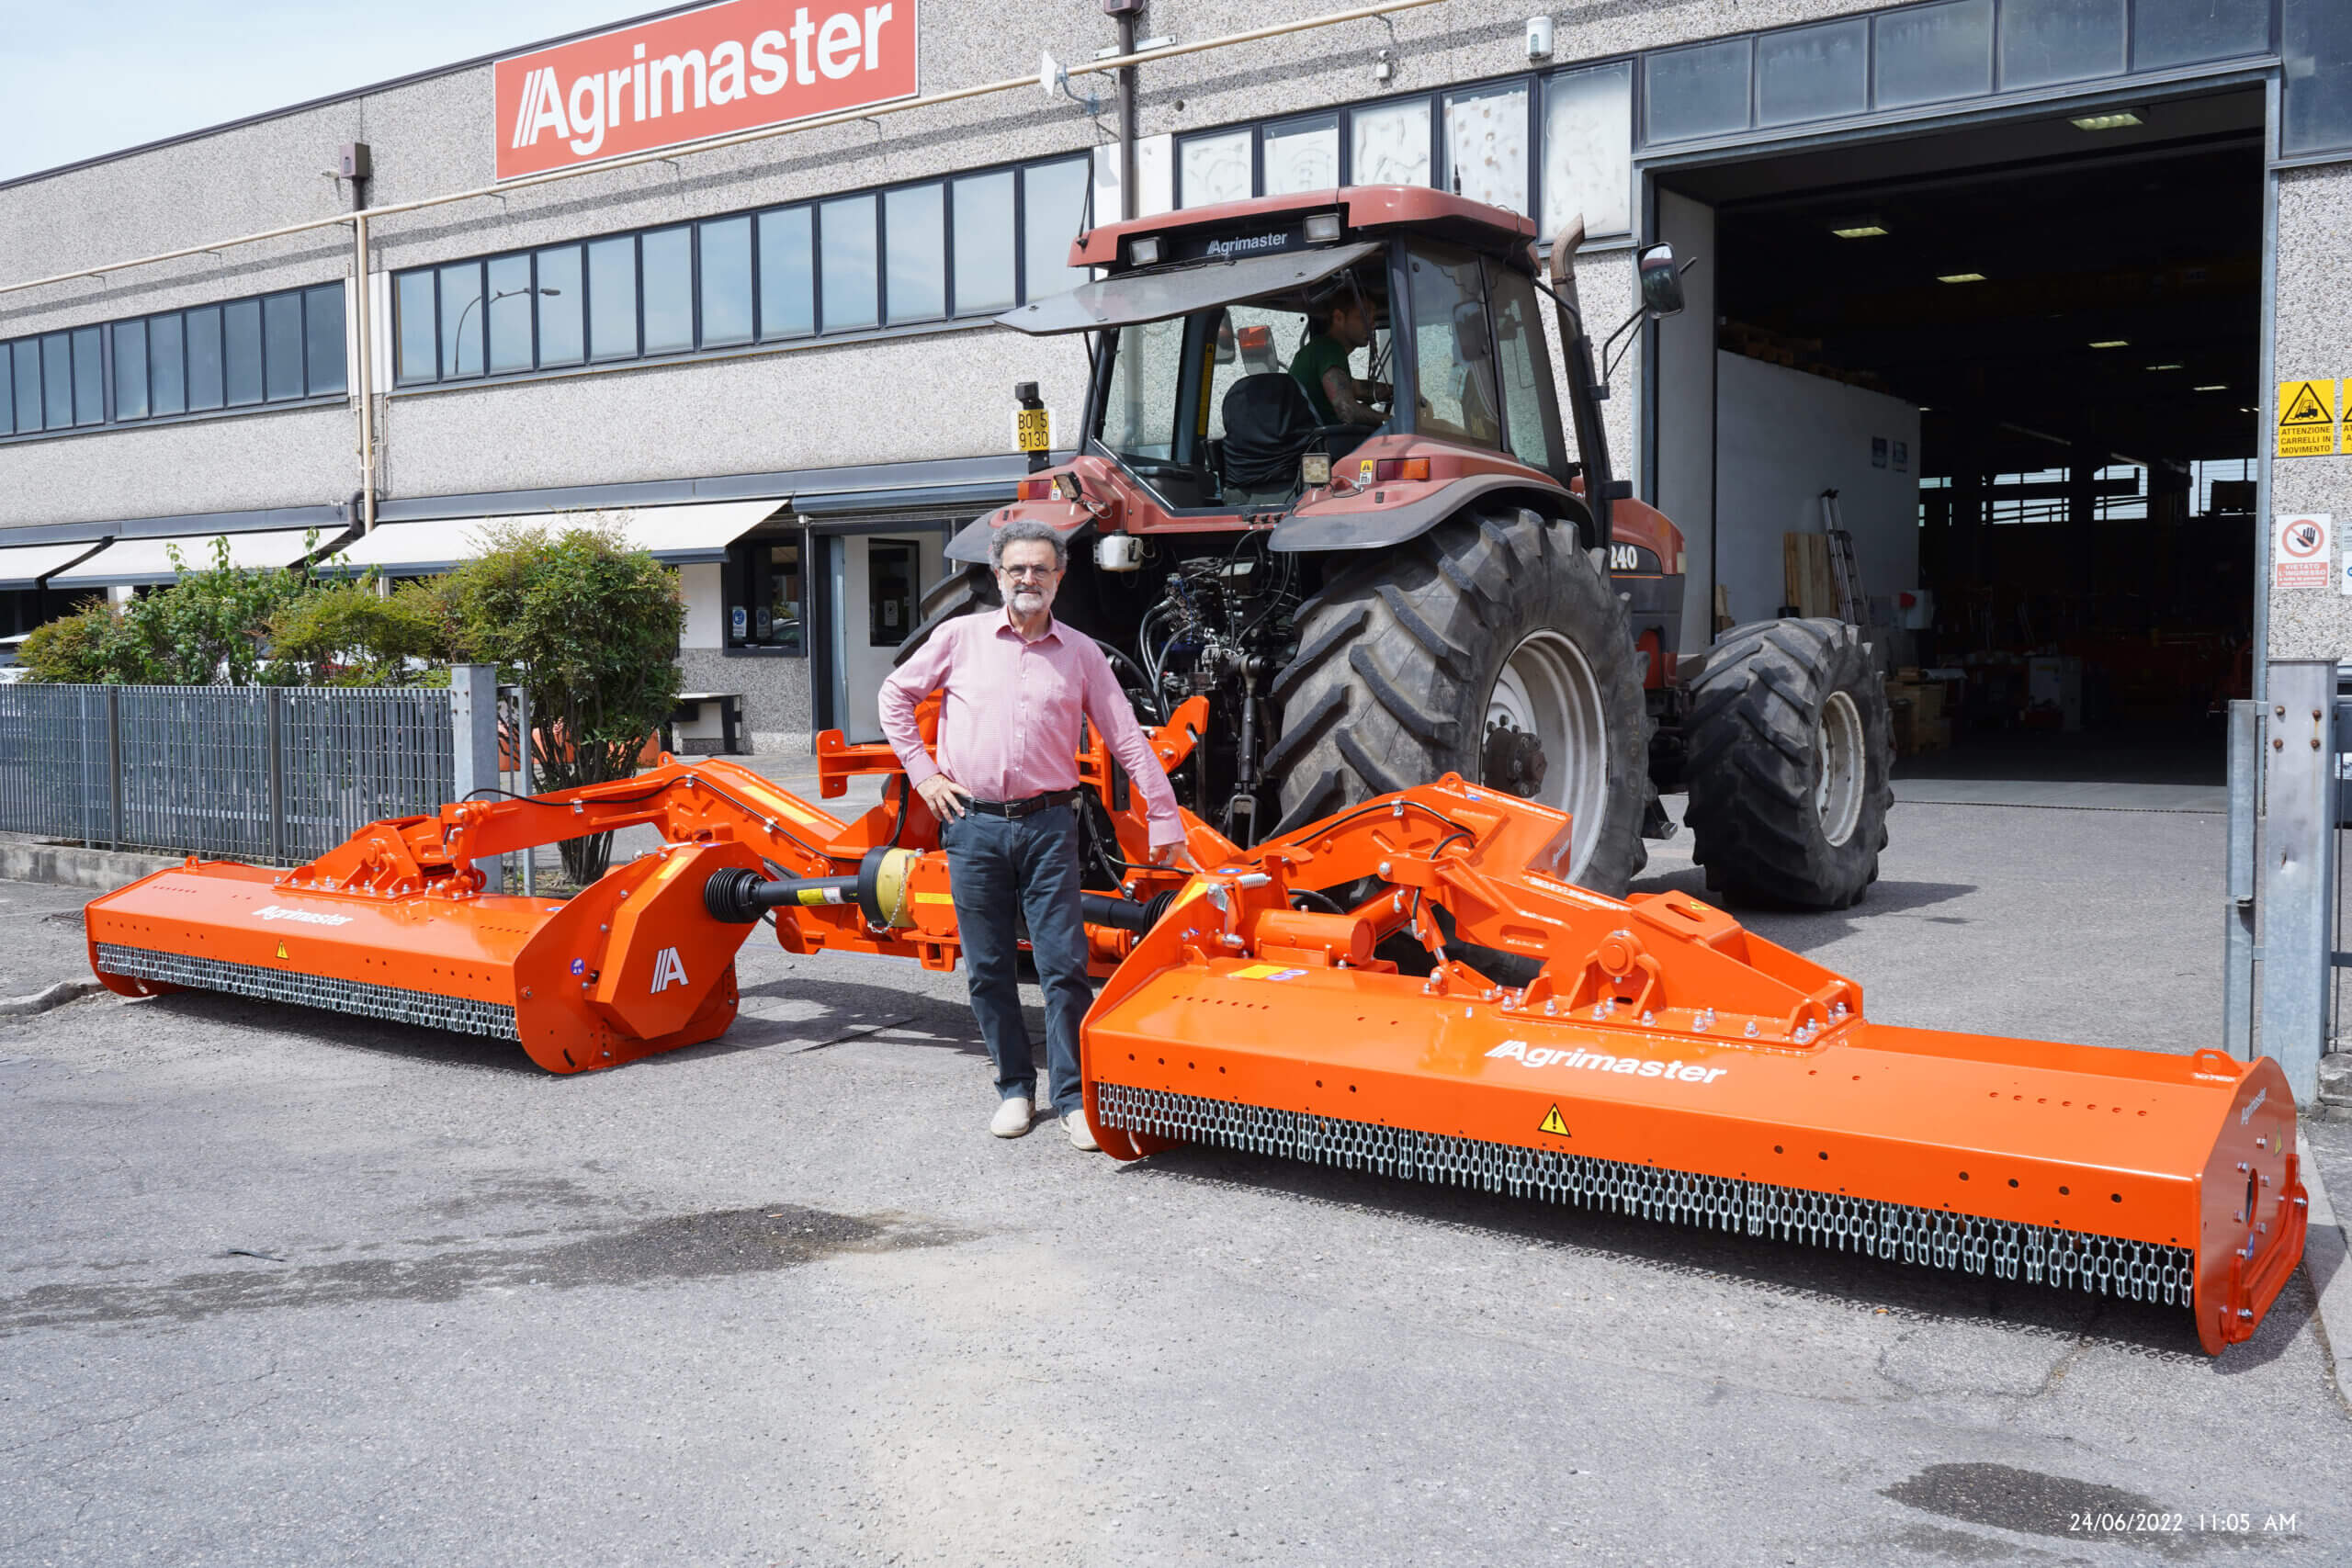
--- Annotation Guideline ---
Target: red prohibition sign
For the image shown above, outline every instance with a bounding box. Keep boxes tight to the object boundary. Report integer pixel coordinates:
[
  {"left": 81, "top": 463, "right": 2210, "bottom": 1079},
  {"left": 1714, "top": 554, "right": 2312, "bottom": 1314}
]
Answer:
[{"left": 2283, "top": 519, "right": 2327, "bottom": 559}]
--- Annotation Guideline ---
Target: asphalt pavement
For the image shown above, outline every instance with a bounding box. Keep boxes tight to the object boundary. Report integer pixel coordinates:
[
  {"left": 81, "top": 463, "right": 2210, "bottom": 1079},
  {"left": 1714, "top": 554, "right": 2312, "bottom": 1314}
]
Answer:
[{"left": 2, "top": 792, "right": 2346, "bottom": 1566}]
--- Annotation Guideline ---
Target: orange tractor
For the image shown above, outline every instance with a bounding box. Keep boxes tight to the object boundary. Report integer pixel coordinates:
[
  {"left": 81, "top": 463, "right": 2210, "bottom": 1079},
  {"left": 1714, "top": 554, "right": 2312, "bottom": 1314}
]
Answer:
[
  {"left": 78, "top": 188, "right": 2304, "bottom": 1355},
  {"left": 86, "top": 696, "right": 2303, "bottom": 1356}
]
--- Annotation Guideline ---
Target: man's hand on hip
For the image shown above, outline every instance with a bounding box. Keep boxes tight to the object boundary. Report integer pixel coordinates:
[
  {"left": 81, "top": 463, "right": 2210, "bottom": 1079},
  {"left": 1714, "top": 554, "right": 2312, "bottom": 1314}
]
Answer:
[{"left": 917, "top": 773, "right": 975, "bottom": 821}]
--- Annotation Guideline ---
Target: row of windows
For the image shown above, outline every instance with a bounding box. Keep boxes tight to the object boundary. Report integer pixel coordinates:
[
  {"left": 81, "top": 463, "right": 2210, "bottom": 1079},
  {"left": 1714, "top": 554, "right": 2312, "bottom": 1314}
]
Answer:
[
  {"left": 1171, "top": 63, "right": 1636, "bottom": 242},
  {"left": 0, "top": 284, "right": 346, "bottom": 441},
  {"left": 393, "top": 157, "right": 1092, "bottom": 385}
]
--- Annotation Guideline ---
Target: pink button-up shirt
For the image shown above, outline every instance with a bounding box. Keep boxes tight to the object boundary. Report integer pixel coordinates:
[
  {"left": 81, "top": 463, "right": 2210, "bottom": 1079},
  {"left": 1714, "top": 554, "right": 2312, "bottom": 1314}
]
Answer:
[{"left": 879, "top": 607, "right": 1184, "bottom": 846}]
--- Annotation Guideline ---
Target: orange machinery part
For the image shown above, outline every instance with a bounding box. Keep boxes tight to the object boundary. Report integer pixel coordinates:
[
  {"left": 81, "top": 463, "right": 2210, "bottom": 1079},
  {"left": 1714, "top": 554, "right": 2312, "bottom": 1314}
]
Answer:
[
  {"left": 83, "top": 722, "right": 2304, "bottom": 1354},
  {"left": 1078, "top": 778, "right": 2305, "bottom": 1356}
]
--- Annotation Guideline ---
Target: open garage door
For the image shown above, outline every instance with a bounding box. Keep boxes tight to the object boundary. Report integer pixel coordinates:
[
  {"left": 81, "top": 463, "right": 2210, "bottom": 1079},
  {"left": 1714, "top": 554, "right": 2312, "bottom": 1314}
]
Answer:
[{"left": 1656, "top": 86, "right": 2263, "bottom": 807}]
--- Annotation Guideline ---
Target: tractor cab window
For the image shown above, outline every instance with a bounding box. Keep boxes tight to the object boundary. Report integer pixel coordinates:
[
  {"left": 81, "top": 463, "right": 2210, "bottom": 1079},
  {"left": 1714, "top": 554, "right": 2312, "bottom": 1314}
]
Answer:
[
  {"left": 1403, "top": 245, "right": 1501, "bottom": 450},
  {"left": 1485, "top": 263, "right": 1566, "bottom": 478},
  {"left": 1092, "top": 259, "right": 1393, "bottom": 508}
]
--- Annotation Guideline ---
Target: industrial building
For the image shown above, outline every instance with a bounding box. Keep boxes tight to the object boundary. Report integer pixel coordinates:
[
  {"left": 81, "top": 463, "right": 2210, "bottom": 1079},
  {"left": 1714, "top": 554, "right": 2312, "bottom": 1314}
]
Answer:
[{"left": 3, "top": 0, "right": 2349, "bottom": 769}]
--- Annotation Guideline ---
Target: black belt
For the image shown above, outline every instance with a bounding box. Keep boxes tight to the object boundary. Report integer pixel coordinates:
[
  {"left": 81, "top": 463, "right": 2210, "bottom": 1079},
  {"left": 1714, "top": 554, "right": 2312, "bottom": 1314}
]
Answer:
[{"left": 962, "top": 787, "right": 1080, "bottom": 818}]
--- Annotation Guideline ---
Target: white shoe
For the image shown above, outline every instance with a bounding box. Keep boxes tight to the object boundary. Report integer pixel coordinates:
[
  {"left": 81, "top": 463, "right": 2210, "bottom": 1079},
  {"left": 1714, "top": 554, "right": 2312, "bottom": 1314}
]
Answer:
[
  {"left": 990, "top": 1097, "right": 1034, "bottom": 1138},
  {"left": 1064, "top": 1110, "right": 1100, "bottom": 1152}
]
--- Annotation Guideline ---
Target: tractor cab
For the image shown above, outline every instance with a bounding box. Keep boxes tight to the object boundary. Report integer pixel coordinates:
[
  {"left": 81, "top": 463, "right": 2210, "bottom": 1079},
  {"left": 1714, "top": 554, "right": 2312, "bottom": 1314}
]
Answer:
[{"left": 999, "top": 186, "right": 1581, "bottom": 530}]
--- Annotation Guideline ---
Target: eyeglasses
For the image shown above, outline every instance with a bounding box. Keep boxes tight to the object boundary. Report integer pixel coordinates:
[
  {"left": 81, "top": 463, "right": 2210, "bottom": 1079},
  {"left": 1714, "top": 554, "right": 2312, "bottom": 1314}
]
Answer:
[{"left": 998, "top": 564, "right": 1059, "bottom": 580}]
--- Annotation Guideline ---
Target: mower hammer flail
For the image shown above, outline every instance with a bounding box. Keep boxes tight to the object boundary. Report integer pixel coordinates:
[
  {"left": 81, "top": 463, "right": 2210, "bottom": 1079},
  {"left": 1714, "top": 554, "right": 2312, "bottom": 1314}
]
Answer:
[{"left": 84, "top": 703, "right": 2304, "bottom": 1355}]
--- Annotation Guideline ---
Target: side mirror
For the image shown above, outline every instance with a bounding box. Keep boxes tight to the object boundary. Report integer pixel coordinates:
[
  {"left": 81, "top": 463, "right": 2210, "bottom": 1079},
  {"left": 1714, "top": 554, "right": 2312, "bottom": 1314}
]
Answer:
[{"left": 1637, "top": 243, "right": 1686, "bottom": 317}]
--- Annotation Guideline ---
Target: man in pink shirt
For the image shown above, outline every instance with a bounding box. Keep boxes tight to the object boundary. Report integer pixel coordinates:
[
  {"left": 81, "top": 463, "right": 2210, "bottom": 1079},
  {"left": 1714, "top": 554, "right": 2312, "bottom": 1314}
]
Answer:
[{"left": 879, "top": 519, "right": 1185, "bottom": 1149}]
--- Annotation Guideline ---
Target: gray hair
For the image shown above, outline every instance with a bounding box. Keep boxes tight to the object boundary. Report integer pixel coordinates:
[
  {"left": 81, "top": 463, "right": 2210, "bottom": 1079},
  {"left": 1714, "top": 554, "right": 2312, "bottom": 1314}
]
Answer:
[{"left": 990, "top": 517, "right": 1067, "bottom": 571}]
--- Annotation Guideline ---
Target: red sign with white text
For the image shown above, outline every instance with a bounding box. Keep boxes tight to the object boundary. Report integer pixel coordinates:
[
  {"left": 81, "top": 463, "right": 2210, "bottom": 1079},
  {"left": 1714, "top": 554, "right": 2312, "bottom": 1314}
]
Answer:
[{"left": 494, "top": 0, "right": 918, "bottom": 180}]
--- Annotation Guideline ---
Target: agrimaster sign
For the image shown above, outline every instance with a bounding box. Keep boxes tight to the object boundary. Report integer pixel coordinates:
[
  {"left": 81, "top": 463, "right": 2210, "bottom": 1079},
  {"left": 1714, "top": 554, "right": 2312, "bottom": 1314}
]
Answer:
[{"left": 495, "top": 0, "right": 918, "bottom": 180}]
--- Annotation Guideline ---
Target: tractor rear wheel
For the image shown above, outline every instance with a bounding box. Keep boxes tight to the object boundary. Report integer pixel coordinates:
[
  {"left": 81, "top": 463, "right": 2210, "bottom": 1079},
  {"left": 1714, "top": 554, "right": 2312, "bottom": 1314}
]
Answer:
[
  {"left": 1265, "top": 507, "right": 1650, "bottom": 895},
  {"left": 1682, "top": 617, "right": 1892, "bottom": 909}
]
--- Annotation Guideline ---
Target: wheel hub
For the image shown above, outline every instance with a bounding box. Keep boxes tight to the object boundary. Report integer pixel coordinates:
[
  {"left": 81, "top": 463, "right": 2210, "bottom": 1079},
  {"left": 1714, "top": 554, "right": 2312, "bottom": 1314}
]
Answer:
[
  {"left": 1485, "top": 629, "right": 1609, "bottom": 879},
  {"left": 1482, "top": 719, "right": 1548, "bottom": 796},
  {"left": 1815, "top": 689, "right": 1865, "bottom": 848}
]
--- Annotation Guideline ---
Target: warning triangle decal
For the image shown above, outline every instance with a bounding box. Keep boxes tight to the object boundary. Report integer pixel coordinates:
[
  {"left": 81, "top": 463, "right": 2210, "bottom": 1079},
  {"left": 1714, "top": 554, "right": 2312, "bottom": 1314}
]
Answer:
[
  {"left": 2282, "top": 381, "right": 2333, "bottom": 426},
  {"left": 275, "top": 942, "right": 288, "bottom": 960},
  {"left": 1537, "top": 1104, "right": 1570, "bottom": 1137}
]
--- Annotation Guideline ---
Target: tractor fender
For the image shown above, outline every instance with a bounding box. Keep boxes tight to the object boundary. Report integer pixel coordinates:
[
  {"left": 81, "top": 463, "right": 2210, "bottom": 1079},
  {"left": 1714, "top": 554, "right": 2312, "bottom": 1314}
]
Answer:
[
  {"left": 945, "top": 508, "right": 1098, "bottom": 564},
  {"left": 1267, "top": 472, "right": 1591, "bottom": 554}
]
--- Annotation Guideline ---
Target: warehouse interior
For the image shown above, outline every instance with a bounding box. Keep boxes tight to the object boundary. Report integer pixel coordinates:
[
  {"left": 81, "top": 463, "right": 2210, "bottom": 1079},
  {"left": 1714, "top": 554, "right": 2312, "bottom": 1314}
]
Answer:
[{"left": 1655, "top": 85, "right": 2264, "bottom": 785}]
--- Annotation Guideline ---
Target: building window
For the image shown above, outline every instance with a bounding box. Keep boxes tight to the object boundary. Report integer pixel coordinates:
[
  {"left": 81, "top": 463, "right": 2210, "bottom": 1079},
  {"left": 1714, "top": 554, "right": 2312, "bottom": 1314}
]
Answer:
[
  {"left": 0, "top": 281, "right": 345, "bottom": 442},
  {"left": 1443, "top": 85, "right": 1530, "bottom": 216},
  {"left": 386, "top": 151, "right": 1107, "bottom": 388},
  {"left": 1178, "top": 129, "right": 1253, "bottom": 208},
  {"left": 727, "top": 536, "right": 804, "bottom": 653},
  {"left": 884, "top": 184, "right": 945, "bottom": 324},
  {"left": 1351, "top": 98, "right": 1433, "bottom": 186},
  {"left": 951, "top": 172, "right": 1016, "bottom": 316},
  {"left": 640, "top": 225, "right": 695, "bottom": 355},
  {"left": 487, "top": 253, "right": 535, "bottom": 374},
  {"left": 1263, "top": 115, "right": 1340, "bottom": 195},
  {"left": 699, "top": 216, "right": 754, "bottom": 347},
  {"left": 820, "top": 193, "right": 879, "bottom": 333}
]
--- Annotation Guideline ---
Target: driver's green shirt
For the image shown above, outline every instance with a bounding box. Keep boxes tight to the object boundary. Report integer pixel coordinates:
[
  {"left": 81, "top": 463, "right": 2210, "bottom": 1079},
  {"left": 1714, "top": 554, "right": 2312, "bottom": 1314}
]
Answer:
[{"left": 1289, "top": 334, "right": 1354, "bottom": 424}]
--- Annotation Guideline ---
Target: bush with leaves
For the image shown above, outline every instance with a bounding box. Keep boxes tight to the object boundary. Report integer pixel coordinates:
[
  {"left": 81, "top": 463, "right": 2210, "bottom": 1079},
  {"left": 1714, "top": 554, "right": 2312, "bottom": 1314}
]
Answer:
[
  {"left": 17, "top": 535, "right": 317, "bottom": 686},
  {"left": 266, "top": 574, "right": 452, "bottom": 687},
  {"left": 438, "top": 521, "right": 684, "bottom": 882}
]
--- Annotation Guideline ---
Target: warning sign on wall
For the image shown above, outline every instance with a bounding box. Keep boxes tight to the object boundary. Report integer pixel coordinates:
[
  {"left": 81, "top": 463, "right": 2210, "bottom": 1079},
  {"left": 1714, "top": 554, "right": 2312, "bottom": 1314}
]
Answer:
[
  {"left": 2275, "top": 513, "right": 2333, "bottom": 588},
  {"left": 2278, "top": 379, "right": 2337, "bottom": 457}
]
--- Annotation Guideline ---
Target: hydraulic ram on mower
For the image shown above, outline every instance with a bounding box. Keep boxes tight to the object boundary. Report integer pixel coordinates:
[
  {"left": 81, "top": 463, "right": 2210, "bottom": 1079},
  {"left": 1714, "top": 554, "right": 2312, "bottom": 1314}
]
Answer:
[{"left": 83, "top": 709, "right": 2304, "bottom": 1354}]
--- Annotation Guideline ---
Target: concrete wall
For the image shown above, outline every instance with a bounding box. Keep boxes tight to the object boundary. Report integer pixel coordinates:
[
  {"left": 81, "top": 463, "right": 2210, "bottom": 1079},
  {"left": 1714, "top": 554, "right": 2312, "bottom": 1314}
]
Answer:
[
  {"left": 2266, "top": 161, "right": 2352, "bottom": 662},
  {"left": 1713, "top": 351, "right": 1922, "bottom": 631}
]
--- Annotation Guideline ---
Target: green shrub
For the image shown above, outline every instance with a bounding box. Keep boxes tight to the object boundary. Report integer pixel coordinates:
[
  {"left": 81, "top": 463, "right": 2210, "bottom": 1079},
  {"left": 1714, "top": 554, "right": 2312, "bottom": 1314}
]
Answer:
[
  {"left": 16, "top": 602, "right": 116, "bottom": 683},
  {"left": 438, "top": 521, "right": 684, "bottom": 881},
  {"left": 266, "top": 575, "right": 451, "bottom": 686}
]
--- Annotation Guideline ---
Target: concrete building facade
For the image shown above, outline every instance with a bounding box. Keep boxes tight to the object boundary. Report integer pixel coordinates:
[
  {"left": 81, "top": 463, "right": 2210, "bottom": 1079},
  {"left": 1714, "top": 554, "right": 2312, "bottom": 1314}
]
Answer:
[{"left": 4, "top": 0, "right": 2349, "bottom": 754}]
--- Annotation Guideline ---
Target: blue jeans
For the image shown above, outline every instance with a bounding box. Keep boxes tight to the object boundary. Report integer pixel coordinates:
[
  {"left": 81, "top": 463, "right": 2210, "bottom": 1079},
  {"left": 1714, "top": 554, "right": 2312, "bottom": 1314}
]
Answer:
[{"left": 939, "top": 803, "right": 1092, "bottom": 1116}]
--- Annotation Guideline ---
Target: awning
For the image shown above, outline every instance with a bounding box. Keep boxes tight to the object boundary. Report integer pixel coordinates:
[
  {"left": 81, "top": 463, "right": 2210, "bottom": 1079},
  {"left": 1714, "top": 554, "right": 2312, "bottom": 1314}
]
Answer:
[
  {"left": 48, "top": 528, "right": 336, "bottom": 590},
  {"left": 325, "top": 499, "right": 786, "bottom": 576},
  {"left": 996, "top": 240, "right": 1383, "bottom": 336},
  {"left": 0, "top": 537, "right": 110, "bottom": 592}
]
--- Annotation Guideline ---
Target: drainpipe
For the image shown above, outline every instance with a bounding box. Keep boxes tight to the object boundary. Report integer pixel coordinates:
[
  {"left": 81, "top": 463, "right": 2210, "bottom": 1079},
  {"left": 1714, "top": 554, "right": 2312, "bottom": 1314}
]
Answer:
[
  {"left": 353, "top": 210, "right": 376, "bottom": 537},
  {"left": 1108, "top": 0, "right": 1140, "bottom": 220}
]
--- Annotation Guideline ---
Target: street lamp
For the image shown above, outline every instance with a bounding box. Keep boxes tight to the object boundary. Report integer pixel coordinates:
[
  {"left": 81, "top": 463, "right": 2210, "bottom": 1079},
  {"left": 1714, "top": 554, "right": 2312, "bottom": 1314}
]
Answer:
[{"left": 447, "top": 286, "right": 560, "bottom": 375}]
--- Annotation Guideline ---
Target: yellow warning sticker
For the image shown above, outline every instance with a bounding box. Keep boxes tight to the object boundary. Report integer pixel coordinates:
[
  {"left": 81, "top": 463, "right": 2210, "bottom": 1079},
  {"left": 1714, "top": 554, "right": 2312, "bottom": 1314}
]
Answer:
[
  {"left": 275, "top": 942, "right": 289, "bottom": 960},
  {"left": 2278, "top": 379, "right": 2337, "bottom": 457},
  {"left": 913, "top": 892, "right": 955, "bottom": 904},
  {"left": 1229, "top": 963, "right": 1308, "bottom": 981},
  {"left": 1538, "top": 1104, "right": 1571, "bottom": 1137}
]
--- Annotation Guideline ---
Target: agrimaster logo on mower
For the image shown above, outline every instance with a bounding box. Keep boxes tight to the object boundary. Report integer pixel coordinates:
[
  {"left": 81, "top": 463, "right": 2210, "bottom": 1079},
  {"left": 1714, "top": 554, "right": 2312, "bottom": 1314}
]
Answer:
[
  {"left": 254, "top": 906, "right": 354, "bottom": 927},
  {"left": 1486, "top": 1039, "right": 1726, "bottom": 1085}
]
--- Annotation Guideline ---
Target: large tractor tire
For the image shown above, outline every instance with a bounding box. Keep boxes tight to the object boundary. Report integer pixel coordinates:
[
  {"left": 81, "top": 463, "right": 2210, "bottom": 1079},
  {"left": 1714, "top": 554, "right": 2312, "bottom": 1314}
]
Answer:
[
  {"left": 892, "top": 564, "right": 999, "bottom": 667},
  {"left": 1265, "top": 507, "right": 1651, "bottom": 895},
  {"left": 1682, "top": 617, "right": 1893, "bottom": 909}
]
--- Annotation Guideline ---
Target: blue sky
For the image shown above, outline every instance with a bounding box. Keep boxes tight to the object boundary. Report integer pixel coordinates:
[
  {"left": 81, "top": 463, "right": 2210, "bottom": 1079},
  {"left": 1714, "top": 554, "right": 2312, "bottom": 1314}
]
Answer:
[{"left": 0, "top": 2, "right": 655, "bottom": 183}]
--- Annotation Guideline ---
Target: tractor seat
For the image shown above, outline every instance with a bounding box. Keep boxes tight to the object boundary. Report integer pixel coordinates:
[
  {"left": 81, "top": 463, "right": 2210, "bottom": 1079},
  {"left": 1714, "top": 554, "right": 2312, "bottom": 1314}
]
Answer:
[{"left": 1219, "top": 373, "right": 1321, "bottom": 493}]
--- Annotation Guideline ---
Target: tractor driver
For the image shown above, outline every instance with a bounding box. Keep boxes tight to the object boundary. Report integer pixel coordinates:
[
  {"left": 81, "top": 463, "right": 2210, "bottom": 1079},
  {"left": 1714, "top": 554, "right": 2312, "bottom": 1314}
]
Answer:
[{"left": 1290, "top": 288, "right": 1391, "bottom": 427}]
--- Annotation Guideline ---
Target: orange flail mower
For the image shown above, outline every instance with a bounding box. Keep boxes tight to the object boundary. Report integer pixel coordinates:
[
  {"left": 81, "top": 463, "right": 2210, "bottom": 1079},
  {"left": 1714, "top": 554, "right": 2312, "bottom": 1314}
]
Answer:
[{"left": 84, "top": 704, "right": 2303, "bottom": 1355}]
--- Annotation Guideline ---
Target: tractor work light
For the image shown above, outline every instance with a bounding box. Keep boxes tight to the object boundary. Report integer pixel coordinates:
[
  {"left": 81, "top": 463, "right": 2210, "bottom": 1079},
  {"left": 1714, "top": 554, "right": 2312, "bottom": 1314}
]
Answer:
[
  {"left": 1128, "top": 235, "right": 1163, "bottom": 266},
  {"left": 1301, "top": 451, "right": 1333, "bottom": 487},
  {"left": 1305, "top": 212, "right": 1343, "bottom": 242}
]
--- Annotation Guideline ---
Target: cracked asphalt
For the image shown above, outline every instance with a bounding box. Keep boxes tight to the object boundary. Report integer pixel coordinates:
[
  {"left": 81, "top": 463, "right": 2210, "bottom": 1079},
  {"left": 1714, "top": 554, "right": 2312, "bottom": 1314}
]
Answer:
[{"left": 1, "top": 795, "right": 2346, "bottom": 1566}]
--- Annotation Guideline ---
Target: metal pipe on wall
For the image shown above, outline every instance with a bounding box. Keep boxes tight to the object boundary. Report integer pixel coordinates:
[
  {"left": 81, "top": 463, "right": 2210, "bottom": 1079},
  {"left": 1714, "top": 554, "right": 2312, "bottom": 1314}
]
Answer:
[{"left": 1116, "top": 4, "right": 1139, "bottom": 222}]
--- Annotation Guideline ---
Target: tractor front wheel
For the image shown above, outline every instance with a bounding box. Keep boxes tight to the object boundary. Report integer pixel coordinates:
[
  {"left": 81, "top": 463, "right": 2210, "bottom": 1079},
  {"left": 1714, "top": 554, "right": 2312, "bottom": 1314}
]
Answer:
[
  {"left": 1265, "top": 507, "right": 1650, "bottom": 895},
  {"left": 1682, "top": 617, "right": 1893, "bottom": 909}
]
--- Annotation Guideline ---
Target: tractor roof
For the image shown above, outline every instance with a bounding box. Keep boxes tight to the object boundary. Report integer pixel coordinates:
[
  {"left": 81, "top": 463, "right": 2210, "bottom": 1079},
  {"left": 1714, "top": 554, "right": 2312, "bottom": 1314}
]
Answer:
[{"left": 1069, "top": 184, "right": 1538, "bottom": 271}]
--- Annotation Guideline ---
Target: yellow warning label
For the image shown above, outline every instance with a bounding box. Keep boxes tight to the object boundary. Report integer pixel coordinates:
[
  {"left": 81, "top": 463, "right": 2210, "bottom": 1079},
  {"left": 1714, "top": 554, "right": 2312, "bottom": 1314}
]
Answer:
[
  {"left": 1538, "top": 1104, "right": 1570, "bottom": 1137},
  {"left": 2278, "top": 379, "right": 2337, "bottom": 457},
  {"left": 1229, "top": 963, "right": 1308, "bottom": 981},
  {"left": 913, "top": 892, "right": 955, "bottom": 904},
  {"left": 275, "top": 942, "right": 288, "bottom": 960},
  {"left": 1015, "top": 407, "right": 1051, "bottom": 453}
]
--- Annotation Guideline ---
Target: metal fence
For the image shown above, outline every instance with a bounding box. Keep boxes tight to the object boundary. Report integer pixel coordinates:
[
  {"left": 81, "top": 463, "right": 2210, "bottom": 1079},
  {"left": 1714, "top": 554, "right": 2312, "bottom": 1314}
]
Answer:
[{"left": 0, "top": 683, "right": 455, "bottom": 863}]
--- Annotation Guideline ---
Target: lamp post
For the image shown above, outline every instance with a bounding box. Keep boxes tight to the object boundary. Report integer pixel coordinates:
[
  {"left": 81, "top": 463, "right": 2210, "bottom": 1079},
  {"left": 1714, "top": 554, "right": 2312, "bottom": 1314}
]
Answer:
[{"left": 447, "top": 286, "right": 559, "bottom": 375}]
